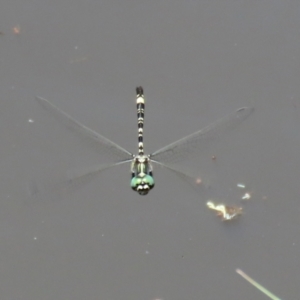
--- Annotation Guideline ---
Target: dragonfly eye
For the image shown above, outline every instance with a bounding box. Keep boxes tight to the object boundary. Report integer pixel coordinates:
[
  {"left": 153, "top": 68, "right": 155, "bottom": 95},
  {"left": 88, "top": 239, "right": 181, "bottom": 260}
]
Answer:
[
  {"left": 131, "top": 177, "right": 141, "bottom": 191},
  {"left": 131, "top": 175, "right": 155, "bottom": 194},
  {"left": 143, "top": 175, "right": 155, "bottom": 189}
]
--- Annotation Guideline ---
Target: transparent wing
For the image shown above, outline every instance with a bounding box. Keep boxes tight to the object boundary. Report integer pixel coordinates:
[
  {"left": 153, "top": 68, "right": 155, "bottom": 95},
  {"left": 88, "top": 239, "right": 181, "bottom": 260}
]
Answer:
[
  {"left": 28, "top": 160, "right": 131, "bottom": 204},
  {"left": 35, "top": 96, "right": 133, "bottom": 162},
  {"left": 151, "top": 159, "right": 210, "bottom": 190},
  {"left": 66, "top": 160, "right": 131, "bottom": 182},
  {"left": 150, "top": 107, "right": 254, "bottom": 163}
]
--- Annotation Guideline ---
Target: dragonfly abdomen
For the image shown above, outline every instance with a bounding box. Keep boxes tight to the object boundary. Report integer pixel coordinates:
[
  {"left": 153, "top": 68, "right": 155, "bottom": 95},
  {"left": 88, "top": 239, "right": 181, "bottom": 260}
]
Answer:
[{"left": 136, "top": 86, "right": 145, "bottom": 155}]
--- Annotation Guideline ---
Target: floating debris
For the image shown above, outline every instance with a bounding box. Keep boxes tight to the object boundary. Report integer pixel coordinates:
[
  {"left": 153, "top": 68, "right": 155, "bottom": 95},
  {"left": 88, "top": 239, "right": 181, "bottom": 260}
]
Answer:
[
  {"left": 237, "top": 183, "right": 246, "bottom": 189},
  {"left": 69, "top": 56, "right": 88, "bottom": 64},
  {"left": 28, "top": 119, "right": 34, "bottom": 123},
  {"left": 236, "top": 269, "right": 282, "bottom": 300},
  {"left": 211, "top": 155, "right": 216, "bottom": 161},
  {"left": 195, "top": 177, "right": 202, "bottom": 185},
  {"left": 242, "top": 192, "right": 251, "bottom": 200},
  {"left": 207, "top": 201, "right": 243, "bottom": 221},
  {"left": 12, "top": 25, "right": 20, "bottom": 35}
]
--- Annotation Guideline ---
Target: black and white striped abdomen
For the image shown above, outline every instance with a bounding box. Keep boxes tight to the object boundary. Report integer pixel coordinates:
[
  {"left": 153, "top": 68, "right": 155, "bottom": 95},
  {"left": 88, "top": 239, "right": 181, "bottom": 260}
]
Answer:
[{"left": 136, "top": 86, "right": 145, "bottom": 155}]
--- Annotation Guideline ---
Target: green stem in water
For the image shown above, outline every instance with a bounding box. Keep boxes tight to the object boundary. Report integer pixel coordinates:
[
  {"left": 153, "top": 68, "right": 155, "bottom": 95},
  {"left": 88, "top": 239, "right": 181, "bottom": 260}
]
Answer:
[{"left": 236, "top": 269, "right": 282, "bottom": 300}]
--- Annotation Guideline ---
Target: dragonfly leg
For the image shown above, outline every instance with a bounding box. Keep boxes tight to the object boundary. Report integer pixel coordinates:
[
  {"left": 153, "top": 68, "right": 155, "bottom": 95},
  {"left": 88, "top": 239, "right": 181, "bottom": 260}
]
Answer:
[{"left": 148, "top": 161, "right": 154, "bottom": 176}]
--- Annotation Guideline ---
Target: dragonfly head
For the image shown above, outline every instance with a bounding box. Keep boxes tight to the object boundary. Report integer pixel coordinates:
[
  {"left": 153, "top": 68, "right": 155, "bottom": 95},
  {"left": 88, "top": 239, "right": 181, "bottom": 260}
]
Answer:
[{"left": 131, "top": 174, "right": 155, "bottom": 195}]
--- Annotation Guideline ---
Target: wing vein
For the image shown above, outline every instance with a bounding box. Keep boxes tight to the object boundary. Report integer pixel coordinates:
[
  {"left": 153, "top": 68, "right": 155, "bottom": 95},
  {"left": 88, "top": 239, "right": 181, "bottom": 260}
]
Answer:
[
  {"left": 150, "top": 107, "right": 254, "bottom": 163},
  {"left": 35, "top": 96, "right": 133, "bottom": 161}
]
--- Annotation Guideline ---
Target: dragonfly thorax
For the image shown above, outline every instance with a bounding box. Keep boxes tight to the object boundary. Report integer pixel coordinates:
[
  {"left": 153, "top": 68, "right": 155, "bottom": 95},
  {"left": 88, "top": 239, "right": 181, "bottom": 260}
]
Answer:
[
  {"left": 131, "top": 155, "right": 154, "bottom": 195},
  {"left": 133, "top": 154, "right": 150, "bottom": 163}
]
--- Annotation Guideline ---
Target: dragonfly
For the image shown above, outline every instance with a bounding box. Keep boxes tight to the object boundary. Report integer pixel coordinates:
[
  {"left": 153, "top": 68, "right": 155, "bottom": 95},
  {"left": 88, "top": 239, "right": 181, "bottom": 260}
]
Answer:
[{"left": 35, "top": 87, "right": 253, "bottom": 196}]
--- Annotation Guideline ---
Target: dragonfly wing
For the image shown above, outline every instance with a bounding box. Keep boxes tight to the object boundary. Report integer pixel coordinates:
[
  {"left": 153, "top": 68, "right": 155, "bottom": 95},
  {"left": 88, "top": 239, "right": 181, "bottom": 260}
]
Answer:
[
  {"left": 28, "top": 160, "right": 131, "bottom": 204},
  {"left": 150, "top": 107, "right": 254, "bottom": 163},
  {"left": 35, "top": 96, "right": 133, "bottom": 161},
  {"left": 151, "top": 160, "right": 211, "bottom": 193},
  {"left": 66, "top": 160, "right": 131, "bottom": 182}
]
